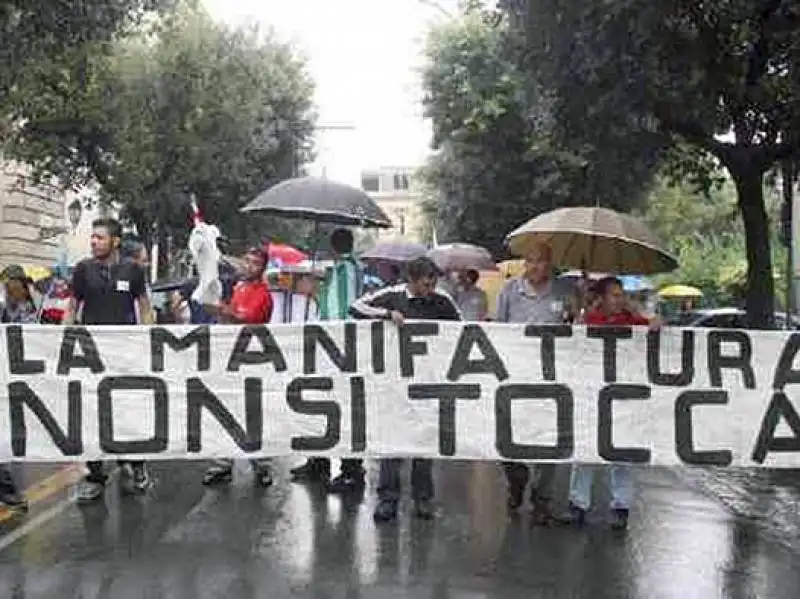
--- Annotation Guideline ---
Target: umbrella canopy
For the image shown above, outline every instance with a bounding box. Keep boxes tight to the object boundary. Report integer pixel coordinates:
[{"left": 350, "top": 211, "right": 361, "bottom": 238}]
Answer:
[
  {"left": 241, "top": 176, "right": 392, "bottom": 228},
  {"left": 427, "top": 243, "right": 497, "bottom": 272},
  {"left": 268, "top": 242, "right": 308, "bottom": 266},
  {"left": 505, "top": 207, "right": 678, "bottom": 275},
  {"left": 151, "top": 277, "right": 192, "bottom": 294},
  {"left": 361, "top": 241, "right": 428, "bottom": 263},
  {"left": 1, "top": 264, "right": 51, "bottom": 283},
  {"left": 557, "top": 270, "right": 609, "bottom": 282},
  {"left": 659, "top": 284, "right": 703, "bottom": 298},
  {"left": 619, "top": 275, "right": 654, "bottom": 293}
]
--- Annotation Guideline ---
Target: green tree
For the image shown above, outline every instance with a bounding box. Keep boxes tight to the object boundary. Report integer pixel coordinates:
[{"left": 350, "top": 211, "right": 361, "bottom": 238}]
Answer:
[
  {"left": 419, "top": 7, "right": 660, "bottom": 257},
  {"left": 502, "top": 0, "right": 800, "bottom": 326},
  {"left": 0, "top": 0, "right": 175, "bottom": 93},
  {"left": 3, "top": 4, "right": 316, "bottom": 256},
  {"left": 638, "top": 177, "right": 787, "bottom": 307}
]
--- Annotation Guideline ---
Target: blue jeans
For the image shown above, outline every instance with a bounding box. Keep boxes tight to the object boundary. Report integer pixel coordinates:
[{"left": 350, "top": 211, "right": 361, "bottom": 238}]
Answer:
[
  {"left": 377, "top": 459, "right": 433, "bottom": 502},
  {"left": 568, "top": 464, "right": 633, "bottom": 510}
]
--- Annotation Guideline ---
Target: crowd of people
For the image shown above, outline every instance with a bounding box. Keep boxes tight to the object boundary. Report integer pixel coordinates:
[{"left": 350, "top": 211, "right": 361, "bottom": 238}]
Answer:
[{"left": 0, "top": 217, "right": 661, "bottom": 532}]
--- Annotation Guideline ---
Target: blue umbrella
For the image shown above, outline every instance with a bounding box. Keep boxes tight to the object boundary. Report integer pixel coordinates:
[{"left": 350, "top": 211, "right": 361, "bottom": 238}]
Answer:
[
  {"left": 363, "top": 273, "right": 384, "bottom": 289},
  {"left": 619, "top": 275, "right": 653, "bottom": 292}
]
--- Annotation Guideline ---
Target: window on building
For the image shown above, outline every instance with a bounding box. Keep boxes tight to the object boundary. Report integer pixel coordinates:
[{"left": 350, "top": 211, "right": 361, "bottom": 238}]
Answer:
[
  {"left": 393, "top": 173, "right": 410, "bottom": 191},
  {"left": 361, "top": 174, "right": 380, "bottom": 192}
]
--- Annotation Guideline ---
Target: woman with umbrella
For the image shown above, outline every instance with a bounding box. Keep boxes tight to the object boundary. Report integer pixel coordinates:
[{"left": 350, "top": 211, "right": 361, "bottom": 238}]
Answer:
[{"left": 426, "top": 243, "right": 494, "bottom": 321}]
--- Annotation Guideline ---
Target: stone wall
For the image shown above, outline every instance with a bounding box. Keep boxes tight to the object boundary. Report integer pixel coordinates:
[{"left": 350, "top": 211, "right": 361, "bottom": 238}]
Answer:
[{"left": 0, "top": 162, "right": 66, "bottom": 268}]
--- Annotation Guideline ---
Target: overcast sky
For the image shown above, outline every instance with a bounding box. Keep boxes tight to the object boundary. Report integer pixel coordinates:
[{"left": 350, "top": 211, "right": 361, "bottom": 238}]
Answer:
[{"left": 202, "top": 0, "right": 459, "bottom": 186}]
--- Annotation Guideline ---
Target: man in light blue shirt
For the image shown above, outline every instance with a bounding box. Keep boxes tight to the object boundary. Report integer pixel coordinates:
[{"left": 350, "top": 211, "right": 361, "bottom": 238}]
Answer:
[{"left": 495, "top": 242, "right": 576, "bottom": 525}]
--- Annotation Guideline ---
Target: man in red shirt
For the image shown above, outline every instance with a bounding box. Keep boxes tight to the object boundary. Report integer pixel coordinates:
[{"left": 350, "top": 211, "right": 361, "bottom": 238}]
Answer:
[
  {"left": 567, "top": 276, "right": 660, "bottom": 531},
  {"left": 202, "top": 247, "right": 274, "bottom": 486}
]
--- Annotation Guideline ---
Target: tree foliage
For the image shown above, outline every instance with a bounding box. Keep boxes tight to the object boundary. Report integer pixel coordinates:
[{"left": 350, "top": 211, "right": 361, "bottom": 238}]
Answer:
[
  {"left": 2, "top": 3, "right": 316, "bottom": 258},
  {"left": 419, "top": 7, "right": 662, "bottom": 258},
  {"left": 638, "top": 177, "right": 787, "bottom": 308},
  {"left": 502, "top": 0, "right": 800, "bottom": 326},
  {"left": 0, "top": 0, "right": 176, "bottom": 96}
]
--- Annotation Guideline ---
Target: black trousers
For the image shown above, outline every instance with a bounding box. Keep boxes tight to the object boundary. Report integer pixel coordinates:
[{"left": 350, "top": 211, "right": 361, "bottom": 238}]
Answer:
[
  {"left": 305, "top": 458, "right": 363, "bottom": 475},
  {"left": 85, "top": 460, "right": 145, "bottom": 483}
]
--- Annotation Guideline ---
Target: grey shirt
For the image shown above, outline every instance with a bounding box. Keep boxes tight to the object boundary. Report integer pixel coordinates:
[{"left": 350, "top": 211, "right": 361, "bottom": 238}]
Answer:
[
  {"left": 456, "top": 287, "right": 488, "bottom": 321},
  {"left": 495, "top": 277, "right": 574, "bottom": 324}
]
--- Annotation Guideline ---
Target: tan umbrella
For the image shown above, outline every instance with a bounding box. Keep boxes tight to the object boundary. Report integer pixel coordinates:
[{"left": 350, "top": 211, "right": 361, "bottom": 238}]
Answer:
[
  {"left": 428, "top": 243, "right": 497, "bottom": 272},
  {"left": 505, "top": 207, "right": 678, "bottom": 275}
]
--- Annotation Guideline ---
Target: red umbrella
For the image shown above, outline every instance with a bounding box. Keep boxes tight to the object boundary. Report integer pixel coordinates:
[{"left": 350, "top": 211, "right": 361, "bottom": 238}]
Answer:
[{"left": 266, "top": 242, "right": 308, "bottom": 266}]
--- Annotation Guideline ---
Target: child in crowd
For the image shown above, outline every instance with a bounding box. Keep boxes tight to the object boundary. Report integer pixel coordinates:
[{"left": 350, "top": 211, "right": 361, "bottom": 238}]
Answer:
[{"left": 566, "top": 275, "right": 661, "bottom": 531}]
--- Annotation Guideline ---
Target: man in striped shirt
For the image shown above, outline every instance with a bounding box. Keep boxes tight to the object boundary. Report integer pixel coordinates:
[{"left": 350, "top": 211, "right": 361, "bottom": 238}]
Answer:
[
  {"left": 290, "top": 228, "right": 367, "bottom": 493},
  {"left": 349, "top": 257, "right": 462, "bottom": 521}
]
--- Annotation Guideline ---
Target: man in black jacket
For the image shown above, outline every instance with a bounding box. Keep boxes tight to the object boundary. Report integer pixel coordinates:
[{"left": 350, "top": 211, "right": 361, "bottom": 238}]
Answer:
[{"left": 349, "top": 257, "right": 462, "bottom": 522}]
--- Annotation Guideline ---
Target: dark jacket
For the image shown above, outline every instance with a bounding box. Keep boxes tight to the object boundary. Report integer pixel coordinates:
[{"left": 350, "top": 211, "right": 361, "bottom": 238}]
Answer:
[{"left": 349, "top": 283, "right": 462, "bottom": 321}]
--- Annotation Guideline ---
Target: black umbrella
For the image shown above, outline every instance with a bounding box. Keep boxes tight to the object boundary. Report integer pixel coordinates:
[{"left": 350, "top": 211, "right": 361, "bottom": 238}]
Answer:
[
  {"left": 241, "top": 176, "right": 392, "bottom": 228},
  {"left": 151, "top": 277, "right": 192, "bottom": 293}
]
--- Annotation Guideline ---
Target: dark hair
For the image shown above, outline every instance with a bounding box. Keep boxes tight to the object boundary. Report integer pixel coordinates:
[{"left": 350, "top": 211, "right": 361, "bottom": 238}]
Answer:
[
  {"left": 406, "top": 257, "right": 440, "bottom": 281},
  {"left": 465, "top": 269, "right": 479, "bottom": 284},
  {"left": 330, "top": 228, "right": 353, "bottom": 254},
  {"left": 245, "top": 246, "right": 268, "bottom": 270},
  {"left": 595, "top": 276, "right": 623, "bottom": 297},
  {"left": 120, "top": 238, "right": 145, "bottom": 260},
  {"left": 92, "top": 218, "right": 122, "bottom": 239}
]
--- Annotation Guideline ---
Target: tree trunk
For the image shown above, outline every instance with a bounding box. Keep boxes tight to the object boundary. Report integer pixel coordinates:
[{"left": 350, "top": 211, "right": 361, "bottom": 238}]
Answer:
[{"left": 731, "top": 167, "right": 774, "bottom": 328}]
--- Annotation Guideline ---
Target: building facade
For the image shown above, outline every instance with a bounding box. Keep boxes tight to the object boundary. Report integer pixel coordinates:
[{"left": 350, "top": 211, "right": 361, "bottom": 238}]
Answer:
[
  {"left": 0, "top": 159, "right": 101, "bottom": 269},
  {"left": 360, "top": 166, "right": 426, "bottom": 243}
]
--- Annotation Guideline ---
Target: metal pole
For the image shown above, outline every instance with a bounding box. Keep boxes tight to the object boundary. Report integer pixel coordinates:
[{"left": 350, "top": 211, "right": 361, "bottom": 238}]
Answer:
[
  {"left": 784, "top": 160, "right": 794, "bottom": 328},
  {"left": 150, "top": 221, "right": 159, "bottom": 284}
]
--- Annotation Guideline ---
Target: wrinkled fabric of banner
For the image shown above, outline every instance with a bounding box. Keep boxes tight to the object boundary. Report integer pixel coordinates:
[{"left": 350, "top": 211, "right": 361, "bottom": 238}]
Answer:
[{"left": 0, "top": 322, "right": 798, "bottom": 467}]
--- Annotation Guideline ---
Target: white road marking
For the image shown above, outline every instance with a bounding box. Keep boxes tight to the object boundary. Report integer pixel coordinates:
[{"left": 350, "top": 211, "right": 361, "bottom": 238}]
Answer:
[{"left": 0, "top": 469, "right": 119, "bottom": 553}]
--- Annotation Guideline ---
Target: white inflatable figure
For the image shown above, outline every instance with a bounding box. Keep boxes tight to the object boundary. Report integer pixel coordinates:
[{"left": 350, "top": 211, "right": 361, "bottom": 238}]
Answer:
[{"left": 187, "top": 197, "right": 222, "bottom": 306}]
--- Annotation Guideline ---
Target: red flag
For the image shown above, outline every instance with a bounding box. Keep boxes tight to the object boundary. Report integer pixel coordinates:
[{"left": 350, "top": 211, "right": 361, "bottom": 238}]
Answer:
[{"left": 190, "top": 195, "right": 203, "bottom": 225}]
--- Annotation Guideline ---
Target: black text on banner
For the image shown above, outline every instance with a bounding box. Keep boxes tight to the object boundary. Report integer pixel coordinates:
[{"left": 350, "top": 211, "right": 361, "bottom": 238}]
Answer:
[{"left": 2, "top": 322, "right": 800, "bottom": 466}]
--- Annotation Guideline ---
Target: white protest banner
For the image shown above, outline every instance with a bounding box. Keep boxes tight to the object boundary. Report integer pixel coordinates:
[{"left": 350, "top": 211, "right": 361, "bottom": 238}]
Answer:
[{"left": 1, "top": 322, "right": 799, "bottom": 466}]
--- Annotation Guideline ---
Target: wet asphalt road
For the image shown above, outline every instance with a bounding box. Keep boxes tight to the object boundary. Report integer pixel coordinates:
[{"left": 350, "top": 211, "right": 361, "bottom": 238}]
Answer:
[{"left": 0, "top": 460, "right": 799, "bottom": 598}]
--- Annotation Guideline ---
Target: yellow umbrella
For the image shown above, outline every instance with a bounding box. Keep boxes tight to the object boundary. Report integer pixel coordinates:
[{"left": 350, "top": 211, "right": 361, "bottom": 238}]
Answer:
[
  {"left": 658, "top": 284, "right": 703, "bottom": 298},
  {"left": 24, "top": 266, "right": 52, "bottom": 282},
  {"left": 0, "top": 265, "right": 52, "bottom": 282}
]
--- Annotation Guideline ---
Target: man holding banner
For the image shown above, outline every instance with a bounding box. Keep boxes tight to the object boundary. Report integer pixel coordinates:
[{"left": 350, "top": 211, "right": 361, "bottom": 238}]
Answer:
[
  {"left": 201, "top": 246, "right": 275, "bottom": 487},
  {"left": 290, "top": 229, "right": 366, "bottom": 493},
  {"left": 350, "top": 256, "right": 462, "bottom": 522},
  {"left": 65, "top": 218, "right": 156, "bottom": 502},
  {"left": 495, "top": 242, "right": 576, "bottom": 524}
]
